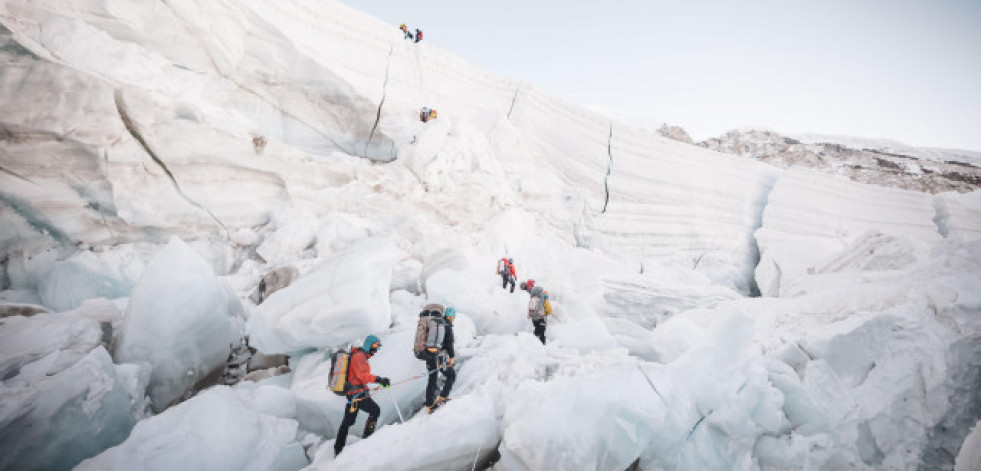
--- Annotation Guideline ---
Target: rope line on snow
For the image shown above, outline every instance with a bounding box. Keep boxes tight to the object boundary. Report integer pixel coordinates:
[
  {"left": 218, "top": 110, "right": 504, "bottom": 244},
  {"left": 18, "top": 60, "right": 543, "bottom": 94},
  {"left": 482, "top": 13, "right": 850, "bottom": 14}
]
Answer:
[
  {"left": 636, "top": 364, "right": 667, "bottom": 404},
  {"left": 345, "top": 367, "right": 442, "bottom": 402}
]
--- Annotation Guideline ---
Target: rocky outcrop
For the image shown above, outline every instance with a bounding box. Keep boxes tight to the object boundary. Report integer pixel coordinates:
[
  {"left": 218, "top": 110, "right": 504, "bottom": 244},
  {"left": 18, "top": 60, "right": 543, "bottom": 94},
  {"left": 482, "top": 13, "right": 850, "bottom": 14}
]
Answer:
[
  {"left": 660, "top": 128, "right": 981, "bottom": 194},
  {"left": 656, "top": 123, "right": 694, "bottom": 145}
]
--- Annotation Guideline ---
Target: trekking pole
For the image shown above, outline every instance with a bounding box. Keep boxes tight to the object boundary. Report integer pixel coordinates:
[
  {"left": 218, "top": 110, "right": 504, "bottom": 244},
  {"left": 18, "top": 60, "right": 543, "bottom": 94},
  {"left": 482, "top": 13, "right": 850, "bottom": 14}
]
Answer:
[
  {"left": 471, "top": 443, "right": 482, "bottom": 471},
  {"left": 387, "top": 387, "right": 406, "bottom": 423}
]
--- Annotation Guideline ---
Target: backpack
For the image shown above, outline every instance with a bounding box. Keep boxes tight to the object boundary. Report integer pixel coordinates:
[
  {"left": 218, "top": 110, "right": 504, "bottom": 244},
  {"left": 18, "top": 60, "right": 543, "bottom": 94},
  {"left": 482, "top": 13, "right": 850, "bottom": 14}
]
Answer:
[
  {"left": 497, "top": 259, "right": 508, "bottom": 276},
  {"left": 528, "top": 296, "right": 544, "bottom": 320},
  {"left": 413, "top": 304, "right": 446, "bottom": 359},
  {"left": 327, "top": 350, "right": 352, "bottom": 396}
]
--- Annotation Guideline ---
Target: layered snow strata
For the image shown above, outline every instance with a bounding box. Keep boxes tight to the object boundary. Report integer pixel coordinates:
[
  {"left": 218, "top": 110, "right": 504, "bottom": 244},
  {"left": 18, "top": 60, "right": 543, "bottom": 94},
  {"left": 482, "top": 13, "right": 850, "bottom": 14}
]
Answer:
[
  {"left": 76, "top": 386, "right": 307, "bottom": 471},
  {"left": 935, "top": 190, "right": 981, "bottom": 240},
  {"left": 755, "top": 168, "right": 941, "bottom": 296},
  {"left": 114, "top": 236, "right": 237, "bottom": 412},
  {"left": 249, "top": 238, "right": 404, "bottom": 353}
]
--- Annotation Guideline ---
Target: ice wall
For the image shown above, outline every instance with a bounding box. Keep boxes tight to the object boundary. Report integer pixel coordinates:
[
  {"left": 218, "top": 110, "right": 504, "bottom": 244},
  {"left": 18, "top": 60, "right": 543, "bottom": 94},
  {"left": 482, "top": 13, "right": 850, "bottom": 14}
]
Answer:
[
  {"left": 1, "top": 0, "right": 782, "bottom": 291},
  {"left": 755, "top": 168, "right": 942, "bottom": 297}
]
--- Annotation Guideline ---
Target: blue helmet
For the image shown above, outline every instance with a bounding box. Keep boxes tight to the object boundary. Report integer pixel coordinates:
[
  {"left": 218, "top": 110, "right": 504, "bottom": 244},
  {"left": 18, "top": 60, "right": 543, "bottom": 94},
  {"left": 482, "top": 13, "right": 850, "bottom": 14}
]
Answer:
[
  {"left": 444, "top": 306, "right": 456, "bottom": 320},
  {"left": 363, "top": 335, "right": 381, "bottom": 354},
  {"left": 508, "top": 258, "right": 513, "bottom": 263}
]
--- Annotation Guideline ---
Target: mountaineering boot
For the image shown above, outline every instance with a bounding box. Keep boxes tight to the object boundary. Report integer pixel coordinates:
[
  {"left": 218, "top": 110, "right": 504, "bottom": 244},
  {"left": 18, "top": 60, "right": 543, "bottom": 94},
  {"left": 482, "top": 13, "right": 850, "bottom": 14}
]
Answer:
[
  {"left": 428, "top": 395, "right": 450, "bottom": 413},
  {"left": 363, "top": 419, "right": 377, "bottom": 438}
]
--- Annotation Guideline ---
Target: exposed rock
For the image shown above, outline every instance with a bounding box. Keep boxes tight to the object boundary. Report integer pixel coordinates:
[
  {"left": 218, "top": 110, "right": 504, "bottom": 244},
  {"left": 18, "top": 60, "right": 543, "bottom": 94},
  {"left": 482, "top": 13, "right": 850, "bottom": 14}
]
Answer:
[
  {"left": 251, "top": 265, "right": 300, "bottom": 304},
  {"left": 662, "top": 128, "right": 981, "bottom": 193},
  {"left": 243, "top": 365, "right": 291, "bottom": 382},
  {"left": 0, "top": 302, "right": 49, "bottom": 318},
  {"left": 656, "top": 124, "right": 694, "bottom": 145},
  {"left": 247, "top": 352, "right": 289, "bottom": 372}
]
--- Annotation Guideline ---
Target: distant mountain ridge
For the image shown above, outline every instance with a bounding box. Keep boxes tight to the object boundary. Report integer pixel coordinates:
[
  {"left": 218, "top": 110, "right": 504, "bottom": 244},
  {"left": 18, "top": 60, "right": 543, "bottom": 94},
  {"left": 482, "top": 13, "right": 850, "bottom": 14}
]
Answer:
[{"left": 657, "top": 125, "right": 981, "bottom": 193}]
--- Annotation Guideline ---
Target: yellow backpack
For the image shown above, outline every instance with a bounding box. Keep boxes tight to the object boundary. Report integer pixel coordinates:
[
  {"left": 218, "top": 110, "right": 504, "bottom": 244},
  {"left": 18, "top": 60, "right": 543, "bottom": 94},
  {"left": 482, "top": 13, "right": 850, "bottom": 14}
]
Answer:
[{"left": 543, "top": 299, "right": 552, "bottom": 316}]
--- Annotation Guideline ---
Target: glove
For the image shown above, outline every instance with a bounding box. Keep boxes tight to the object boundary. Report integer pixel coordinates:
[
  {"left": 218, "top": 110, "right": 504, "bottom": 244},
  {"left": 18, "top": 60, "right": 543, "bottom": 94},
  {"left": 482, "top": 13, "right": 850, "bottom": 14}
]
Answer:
[{"left": 376, "top": 377, "right": 391, "bottom": 387}]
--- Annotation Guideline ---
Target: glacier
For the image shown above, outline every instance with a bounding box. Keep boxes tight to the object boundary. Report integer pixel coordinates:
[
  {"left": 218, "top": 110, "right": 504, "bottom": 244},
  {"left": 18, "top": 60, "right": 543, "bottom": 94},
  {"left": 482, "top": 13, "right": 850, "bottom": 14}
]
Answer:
[{"left": 1, "top": 0, "right": 980, "bottom": 470}]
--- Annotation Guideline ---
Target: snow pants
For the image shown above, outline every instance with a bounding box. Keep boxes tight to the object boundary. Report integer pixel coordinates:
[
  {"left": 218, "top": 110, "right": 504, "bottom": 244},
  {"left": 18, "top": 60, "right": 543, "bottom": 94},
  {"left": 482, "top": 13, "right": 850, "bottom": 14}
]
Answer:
[
  {"left": 334, "top": 394, "right": 380, "bottom": 455},
  {"left": 501, "top": 272, "right": 515, "bottom": 292},
  {"left": 424, "top": 354, "right": 456, "bottom": 407},
  {"left": 532, "top": 319, "right": 547, "bottom": 344}
]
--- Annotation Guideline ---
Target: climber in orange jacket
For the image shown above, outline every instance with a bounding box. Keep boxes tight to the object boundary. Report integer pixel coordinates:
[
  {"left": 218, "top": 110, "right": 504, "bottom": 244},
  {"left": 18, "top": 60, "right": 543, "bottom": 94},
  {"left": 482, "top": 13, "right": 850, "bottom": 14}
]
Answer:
[{"left": 334, "top": 335, "right": 390, "bottom": 456}]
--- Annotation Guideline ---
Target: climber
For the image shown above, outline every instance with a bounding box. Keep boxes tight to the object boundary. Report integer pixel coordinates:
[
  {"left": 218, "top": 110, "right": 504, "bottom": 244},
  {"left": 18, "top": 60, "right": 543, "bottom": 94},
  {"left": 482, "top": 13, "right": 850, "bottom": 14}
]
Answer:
[
  {"left": 334, "top": 335, "right": 390, "bottom": 456},
  {"left": 415, "top": 28, "right": 423, "bottom": 43},
  {"left": 497, "top": 257, "right": 516, "bottom": 292},
  {"left": 520, "top": 280, "right": 549, "bottom": 344},
  {"left": 399, "top": 23, "right": 413, "bottom": 40},
  {"left": 420, "top": 306, "right": 456, "bottom": 413},
  {"left": 420, "top": 107, "right": 437, "bottom": 123}
]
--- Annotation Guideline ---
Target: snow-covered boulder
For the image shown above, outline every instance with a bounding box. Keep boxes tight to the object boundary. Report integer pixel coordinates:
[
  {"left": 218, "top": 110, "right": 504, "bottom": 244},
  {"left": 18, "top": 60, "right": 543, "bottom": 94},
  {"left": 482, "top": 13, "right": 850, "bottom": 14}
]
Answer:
[
  {"left": 248, "top": 238, "right": 404, "bottom": 353},
  {"left": 114, "top": 237, "right": 237, "bottom": 412},
  {"left": 76, "top": 386, "right": 307, "bottom": 471}
]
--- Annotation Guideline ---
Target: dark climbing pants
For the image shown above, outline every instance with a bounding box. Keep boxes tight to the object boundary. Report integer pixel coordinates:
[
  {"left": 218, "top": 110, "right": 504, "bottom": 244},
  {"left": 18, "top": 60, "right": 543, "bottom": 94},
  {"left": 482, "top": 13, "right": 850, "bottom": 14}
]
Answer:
[
  {"left": 334, "top": 395, "right": 380, "bottom": 455},
  {"left": 501, "top": 273, "right": 515, "bottom": 292},
  {"left": 532, "top": 319, "right": 547, "bottom": 344},
  {"left": 425, "top": 354, "right": 456, "bottom": 407}
]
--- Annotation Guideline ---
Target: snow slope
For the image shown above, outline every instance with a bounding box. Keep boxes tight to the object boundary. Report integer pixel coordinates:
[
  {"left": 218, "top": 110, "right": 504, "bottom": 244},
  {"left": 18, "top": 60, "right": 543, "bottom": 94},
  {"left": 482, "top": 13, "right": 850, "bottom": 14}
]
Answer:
[{"left": 1, "top": 1, "right": 980, "bottom": 470}]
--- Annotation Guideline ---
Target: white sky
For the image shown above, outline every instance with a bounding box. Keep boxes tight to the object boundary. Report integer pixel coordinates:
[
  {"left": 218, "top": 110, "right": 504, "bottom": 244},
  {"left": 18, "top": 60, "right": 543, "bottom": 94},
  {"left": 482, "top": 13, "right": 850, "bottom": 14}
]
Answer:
[{"left": 341, "top": 0, "right": 981, "bottom": 152}]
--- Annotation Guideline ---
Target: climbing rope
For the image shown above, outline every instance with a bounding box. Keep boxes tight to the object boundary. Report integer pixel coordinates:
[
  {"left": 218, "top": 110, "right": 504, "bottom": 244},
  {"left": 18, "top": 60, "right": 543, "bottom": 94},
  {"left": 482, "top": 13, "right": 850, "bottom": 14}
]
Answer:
[{"left": 345, "top": 367, "right": 442, "bottom": 406}]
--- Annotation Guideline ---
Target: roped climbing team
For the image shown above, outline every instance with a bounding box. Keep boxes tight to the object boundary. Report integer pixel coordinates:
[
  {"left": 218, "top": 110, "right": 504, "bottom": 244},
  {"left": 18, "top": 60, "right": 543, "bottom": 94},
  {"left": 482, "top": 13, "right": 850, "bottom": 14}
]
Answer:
[
  {"left": 333, "top": 256, "right": 550, "bottom": 456},
  {"left": 397, "top": 23, "right": 440, "bottom": 123}
]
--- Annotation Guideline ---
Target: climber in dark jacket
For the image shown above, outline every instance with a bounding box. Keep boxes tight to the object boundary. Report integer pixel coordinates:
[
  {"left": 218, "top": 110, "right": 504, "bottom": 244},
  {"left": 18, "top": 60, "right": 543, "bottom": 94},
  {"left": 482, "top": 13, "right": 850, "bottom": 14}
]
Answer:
[{"left": 423, "top": 307, "right": 456, "bottom": 413}]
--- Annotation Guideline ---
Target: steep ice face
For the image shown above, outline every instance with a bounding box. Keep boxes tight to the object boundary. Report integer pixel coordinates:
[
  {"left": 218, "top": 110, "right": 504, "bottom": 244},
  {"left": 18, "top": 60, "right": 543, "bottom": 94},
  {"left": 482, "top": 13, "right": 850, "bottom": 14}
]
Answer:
[
  {"left": 1, "top": 0, "right": 781, "bottom": 293},
  {"left": 114, "top": 236, "right": 237, "bottom": 412},
  {"left": 755, "top": 168, "right": 941, "bottom": 297}
]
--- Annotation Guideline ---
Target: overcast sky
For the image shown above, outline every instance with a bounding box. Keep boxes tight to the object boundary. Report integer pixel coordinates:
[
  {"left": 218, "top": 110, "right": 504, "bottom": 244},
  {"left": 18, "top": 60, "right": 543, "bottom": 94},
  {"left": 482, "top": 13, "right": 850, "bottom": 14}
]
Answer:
[{"left": 341, "top": 0, "right": 981, "bottom": 151}]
